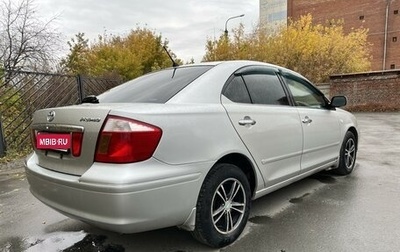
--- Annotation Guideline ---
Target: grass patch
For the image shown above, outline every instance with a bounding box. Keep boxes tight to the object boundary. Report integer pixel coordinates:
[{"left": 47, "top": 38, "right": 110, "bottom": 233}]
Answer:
[{"left": 0, "top": 148, "right": 31, "bottom": 163}]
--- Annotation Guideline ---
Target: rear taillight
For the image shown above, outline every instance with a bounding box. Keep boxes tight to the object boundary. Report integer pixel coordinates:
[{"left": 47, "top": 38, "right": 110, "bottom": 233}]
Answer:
[
  {"left": 71, "top": 132, "right": 83, "bottom": 157},
  {"left": 94, "top": 116, "right": 162, "bottom": 163}
]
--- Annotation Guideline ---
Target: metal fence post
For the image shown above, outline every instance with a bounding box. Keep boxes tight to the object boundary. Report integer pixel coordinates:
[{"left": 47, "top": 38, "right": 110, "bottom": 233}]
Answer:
[
  {"left": 0, "top": 114, "right": 6, "bottom": 157},
  {"left": 76, "top": 74, "right": 84, "bottom": 104}
]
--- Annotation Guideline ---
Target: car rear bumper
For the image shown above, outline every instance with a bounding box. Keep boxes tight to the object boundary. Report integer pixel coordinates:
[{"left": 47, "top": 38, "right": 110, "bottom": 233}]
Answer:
[{"left": 25, "top": 154, "right": 209, "bottom": 233}]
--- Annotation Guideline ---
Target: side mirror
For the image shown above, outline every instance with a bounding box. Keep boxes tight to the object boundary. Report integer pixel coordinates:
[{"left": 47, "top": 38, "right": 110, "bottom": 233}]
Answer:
[{"left": 330, "top": 96, "right": 347, "bottom": 107}]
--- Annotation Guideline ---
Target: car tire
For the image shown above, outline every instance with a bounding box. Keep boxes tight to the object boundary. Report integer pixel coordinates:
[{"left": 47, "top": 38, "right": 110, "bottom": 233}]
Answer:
[
  {"left": 334, "top": 131, "right": 357, "bottom": 175},
  {"left": 191, "top": 163, "right": 251, "bottom": 248}
]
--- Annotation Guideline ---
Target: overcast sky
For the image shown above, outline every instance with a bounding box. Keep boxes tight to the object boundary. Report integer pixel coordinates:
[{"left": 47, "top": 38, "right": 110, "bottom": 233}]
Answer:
[{"left": 35, "top": 0, "right": 259, "bottom": 63}]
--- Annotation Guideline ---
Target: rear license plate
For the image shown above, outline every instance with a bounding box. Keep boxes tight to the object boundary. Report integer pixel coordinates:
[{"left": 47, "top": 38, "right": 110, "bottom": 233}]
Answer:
[{"left": 36, "top": 133, "right": 71, "bottom": 150}]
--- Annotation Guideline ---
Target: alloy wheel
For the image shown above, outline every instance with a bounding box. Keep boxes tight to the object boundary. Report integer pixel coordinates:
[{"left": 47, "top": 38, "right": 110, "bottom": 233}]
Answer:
[
  {"left": 345, "top": 138, "right": 356, "bottom": 169},
  {"left": 211, "top": 178, "right": 246, "bottom": 234}
]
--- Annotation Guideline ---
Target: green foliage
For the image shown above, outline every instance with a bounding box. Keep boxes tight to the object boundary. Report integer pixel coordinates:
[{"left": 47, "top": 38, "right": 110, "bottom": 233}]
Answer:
[
  {"left": 61, "top": 27, "right": 182, "bottom": 81},
  {"left": 203, "top": 14, "right": 372, "bottom": 83},
  {"left": 0, "top": 83, "right": 31, "bottom": 156},
  {"left": 60, "top": 32, "right": 89, "bottom": 75}
]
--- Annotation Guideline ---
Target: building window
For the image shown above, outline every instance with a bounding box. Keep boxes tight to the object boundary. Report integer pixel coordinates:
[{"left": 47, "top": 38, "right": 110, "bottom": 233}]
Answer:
[
  {"left": 394, "top": 10, "right": 399, "bottom": 15},
  {"left": 359, "top": 15, "right": 365, "bottom": 20},
  {"left": 393, "top": 37, "right": 398, "bottom": 42},
  {"left": 390, "top": 64, "right": 396, "bottom": 69}
]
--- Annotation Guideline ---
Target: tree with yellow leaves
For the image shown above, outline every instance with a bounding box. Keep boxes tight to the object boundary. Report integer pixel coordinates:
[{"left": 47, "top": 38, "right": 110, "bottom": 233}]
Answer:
[
  {"left": 61, "top": 27, "right": 181, "bottom": 81},
  {"left": 203, "top": 14, "right": 371, "bottom": 83}
]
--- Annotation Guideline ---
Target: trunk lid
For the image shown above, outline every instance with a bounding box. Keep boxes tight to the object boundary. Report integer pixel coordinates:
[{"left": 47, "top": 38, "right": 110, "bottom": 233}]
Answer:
[{"left": 31, "top": 104, "right": 114, "bottom": 175}]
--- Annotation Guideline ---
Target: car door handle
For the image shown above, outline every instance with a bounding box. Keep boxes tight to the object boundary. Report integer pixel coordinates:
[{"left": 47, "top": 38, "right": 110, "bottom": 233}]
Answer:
[
  {"left": 302, "top": 116, "right": 312, "bottom": 124},
  {"left": 239, "top": 116, "right": 256, "bottom": 126}
]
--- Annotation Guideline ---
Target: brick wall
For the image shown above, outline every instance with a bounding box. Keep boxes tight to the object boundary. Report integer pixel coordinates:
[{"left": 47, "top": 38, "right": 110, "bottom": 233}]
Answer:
[
  {"left": 329, "top": 70, "right": 400, "bottom": 111},
  {"left": 288, "top": 0, "right": 400, "bottom": 71}
]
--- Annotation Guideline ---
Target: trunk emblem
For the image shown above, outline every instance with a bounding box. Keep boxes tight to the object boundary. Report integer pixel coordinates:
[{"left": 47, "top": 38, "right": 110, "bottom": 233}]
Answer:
[
  {"left": 47, "top": 111, "right": 55, "bottom": 122},
  {"left": 80, "top": 117, "right": 101, "bottom": 123}
]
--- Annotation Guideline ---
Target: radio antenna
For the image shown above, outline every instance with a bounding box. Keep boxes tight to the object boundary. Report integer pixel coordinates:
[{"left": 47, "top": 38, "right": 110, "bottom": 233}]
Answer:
[{"left": 163, "top": 46, "right": 179, "bottom": 67}]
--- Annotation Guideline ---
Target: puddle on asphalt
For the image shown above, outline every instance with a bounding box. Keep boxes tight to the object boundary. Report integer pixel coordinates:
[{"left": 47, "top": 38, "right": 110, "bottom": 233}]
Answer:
[
  {"left": 289, "top": 193, "right": 310, "bottom": 204},
  {"left": 63, "top": 234, "right": 124, "bottom": 252},
  {"left": 1, "top": 232, "right": 126, "bottom": 252},
  {"left": 311, "top": 173, "right": 337, "bottom": 184},
  {"left": 1, "top": 231, "right": 86, "bottom": 252},
  {"left": 248, "top": 215, "right": 272, "bottom": 224},
  {"left": 27, "top": 231, "right": 87, "bottom": 252},
  {"left": 1, "top": 236, "right": 27, "bottom": 252}
]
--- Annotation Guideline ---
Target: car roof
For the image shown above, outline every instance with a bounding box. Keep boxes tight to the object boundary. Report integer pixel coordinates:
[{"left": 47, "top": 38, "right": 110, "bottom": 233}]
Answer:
[
  {"left": 178, "top": 60, "right": 303, "bottom": 76},
  {"left": 167, "top": 60, "right": 308, "bottom": 104}
]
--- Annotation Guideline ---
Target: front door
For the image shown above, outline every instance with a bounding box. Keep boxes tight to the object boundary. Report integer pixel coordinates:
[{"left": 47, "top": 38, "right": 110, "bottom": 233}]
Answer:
[{"left": 283, "top": 75, "right": 341, "bottom": 172}]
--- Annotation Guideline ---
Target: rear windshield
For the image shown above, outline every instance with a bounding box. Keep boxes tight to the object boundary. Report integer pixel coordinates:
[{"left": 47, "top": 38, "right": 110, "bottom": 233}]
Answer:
[{"left": 98, "top": 65, "right": 213, "bottom": 103}]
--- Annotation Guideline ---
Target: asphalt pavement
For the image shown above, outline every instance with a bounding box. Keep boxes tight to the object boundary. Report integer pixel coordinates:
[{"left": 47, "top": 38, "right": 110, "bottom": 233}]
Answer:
[{"left": 0, "top": 112, "right": 399, "bottom": 252}]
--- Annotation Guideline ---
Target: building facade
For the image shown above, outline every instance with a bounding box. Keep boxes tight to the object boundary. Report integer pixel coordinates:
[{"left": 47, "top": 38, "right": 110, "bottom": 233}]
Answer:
[
  {"left": 260, "top": 0, "right": 288, "bottom": 32},
  {"left": 260, "top": 0, "right": 400, "bottom": 71}
]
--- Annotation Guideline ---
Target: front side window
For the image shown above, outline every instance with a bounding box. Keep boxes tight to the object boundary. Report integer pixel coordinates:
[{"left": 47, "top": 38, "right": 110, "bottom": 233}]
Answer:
[{"left": 284, "top": 76, "right": 326, "bottom": 109}]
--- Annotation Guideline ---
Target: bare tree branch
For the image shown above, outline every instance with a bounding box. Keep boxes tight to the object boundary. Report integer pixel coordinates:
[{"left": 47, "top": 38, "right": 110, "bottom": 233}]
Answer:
[{"left": 0, "top": 0, "right": 61, "bottom": 72}]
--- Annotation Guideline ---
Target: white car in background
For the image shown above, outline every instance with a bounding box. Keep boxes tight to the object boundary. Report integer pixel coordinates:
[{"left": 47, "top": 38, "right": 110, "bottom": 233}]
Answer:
[{"left": 25, "top": 60, "right": 358, "bottom": 248}]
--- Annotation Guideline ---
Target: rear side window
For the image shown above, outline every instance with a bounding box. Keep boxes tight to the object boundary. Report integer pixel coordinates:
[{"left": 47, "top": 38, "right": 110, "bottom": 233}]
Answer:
[
  {"left": 98, "top": 66, "right": 213, "bottom": 103},
  {"left": 223, "top": 76, "right": 251, "bottom": 103},
  {"left": 223, "top": 70, "right": 289, "bottom": 106},
  {"left": 243, "top": 74, "right": 289, "bottom": 105}
]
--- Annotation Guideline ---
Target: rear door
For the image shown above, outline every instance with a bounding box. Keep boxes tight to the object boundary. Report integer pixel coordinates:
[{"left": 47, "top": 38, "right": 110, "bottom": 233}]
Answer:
[{"left": 221, "top": 66, "right": 303, "bottom": 187}]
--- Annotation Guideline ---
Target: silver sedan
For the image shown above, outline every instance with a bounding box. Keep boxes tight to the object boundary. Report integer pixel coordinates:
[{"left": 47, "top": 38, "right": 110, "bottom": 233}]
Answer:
[{"left": 25, "top": 60, "right": 358, "bottom": 248}]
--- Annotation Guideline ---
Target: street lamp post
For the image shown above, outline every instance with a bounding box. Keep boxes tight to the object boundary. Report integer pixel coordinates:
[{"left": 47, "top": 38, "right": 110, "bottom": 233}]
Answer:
[{"left": 224, "top": 14, "right": 245, "bottom": 38}]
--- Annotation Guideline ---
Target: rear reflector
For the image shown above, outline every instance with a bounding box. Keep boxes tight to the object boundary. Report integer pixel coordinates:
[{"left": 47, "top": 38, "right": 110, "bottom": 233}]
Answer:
[{"left": 94, "top": 116, "right": 162, "bottom": 163}]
